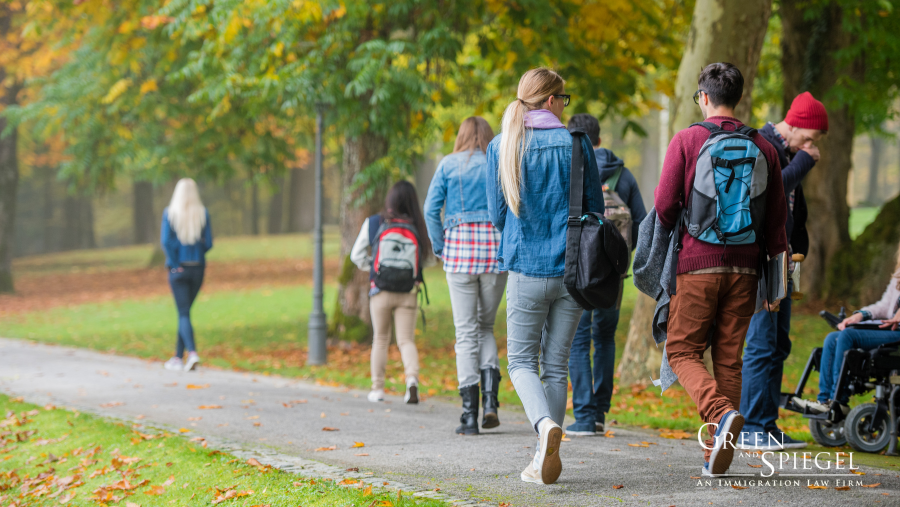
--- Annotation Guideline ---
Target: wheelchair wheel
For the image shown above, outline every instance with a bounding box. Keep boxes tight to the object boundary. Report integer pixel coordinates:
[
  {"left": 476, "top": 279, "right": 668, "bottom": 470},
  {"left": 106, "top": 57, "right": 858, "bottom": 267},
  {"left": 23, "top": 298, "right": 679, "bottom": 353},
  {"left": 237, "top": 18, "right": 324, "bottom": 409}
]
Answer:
[
  {"left": 809, "top": 418, "right": 847, "bottom": 447},
  {"left": 845, "top": 403, "right": 891, "bottom": 453}
]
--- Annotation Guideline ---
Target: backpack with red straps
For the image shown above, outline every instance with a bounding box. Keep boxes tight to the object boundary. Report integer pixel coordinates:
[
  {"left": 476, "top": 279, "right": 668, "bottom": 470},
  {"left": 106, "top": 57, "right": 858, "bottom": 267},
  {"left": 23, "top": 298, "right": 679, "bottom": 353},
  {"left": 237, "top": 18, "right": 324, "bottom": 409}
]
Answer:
[{"left": 368, "top": 215, "right": 423, "bottom": 293}]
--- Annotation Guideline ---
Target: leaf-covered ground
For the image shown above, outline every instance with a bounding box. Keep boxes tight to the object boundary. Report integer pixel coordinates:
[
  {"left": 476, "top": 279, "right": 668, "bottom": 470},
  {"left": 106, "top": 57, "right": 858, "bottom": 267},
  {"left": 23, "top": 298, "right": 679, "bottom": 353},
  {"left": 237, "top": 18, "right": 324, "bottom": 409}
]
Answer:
[{"left": 0, "top": 394, "right": 448, "bottom": 507}]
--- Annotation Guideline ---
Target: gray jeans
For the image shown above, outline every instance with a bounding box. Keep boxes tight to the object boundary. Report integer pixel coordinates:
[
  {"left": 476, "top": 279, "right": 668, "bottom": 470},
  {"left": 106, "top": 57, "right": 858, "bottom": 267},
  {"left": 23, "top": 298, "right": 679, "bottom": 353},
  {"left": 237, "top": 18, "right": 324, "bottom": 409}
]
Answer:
[
  {"left": 446, "top": 272, "right": 508, "bottom": 388},
  {"left": 506, "top": 272, "right": 583, "bottom": 430}
]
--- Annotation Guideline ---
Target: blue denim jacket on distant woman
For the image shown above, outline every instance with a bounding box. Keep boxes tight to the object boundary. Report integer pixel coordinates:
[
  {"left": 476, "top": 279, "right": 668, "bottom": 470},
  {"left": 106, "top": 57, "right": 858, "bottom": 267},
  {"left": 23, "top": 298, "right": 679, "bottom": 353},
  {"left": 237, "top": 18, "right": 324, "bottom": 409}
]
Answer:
[
  {"left": 161, "top": 208, "right": 213, "bottom": 269},
  {"left": 486, "top": 127, "right": 604, "bottom": 278},
  {"left": 423, "top": 150, "right": 492, "bottom": 256}
]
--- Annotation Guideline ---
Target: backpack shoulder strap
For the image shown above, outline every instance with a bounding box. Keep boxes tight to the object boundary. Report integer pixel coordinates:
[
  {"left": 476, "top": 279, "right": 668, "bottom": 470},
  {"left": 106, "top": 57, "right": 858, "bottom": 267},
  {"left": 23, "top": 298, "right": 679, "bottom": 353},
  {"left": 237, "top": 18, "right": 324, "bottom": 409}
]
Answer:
[
  {"left": 568, "top": 130, "right": 586, "bottom": 217},
  {"left": 736, "top": 125, "right": 758, "bottom": 137},
  {"left": 368, "top": 214, "right": 382, "bottom": 247},
  {"left": 605, "top": 166, "right": 624, "bottom": 193},
  {"left": 689, "top": 121, "right": 722, "bottom": 133}
]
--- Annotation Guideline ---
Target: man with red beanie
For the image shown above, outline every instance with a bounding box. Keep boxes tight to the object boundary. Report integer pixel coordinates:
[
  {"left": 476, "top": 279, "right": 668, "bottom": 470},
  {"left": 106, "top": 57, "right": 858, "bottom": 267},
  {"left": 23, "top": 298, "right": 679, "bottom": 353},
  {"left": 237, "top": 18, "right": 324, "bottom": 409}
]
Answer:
[
  {"left": 655, "top": 62, "right": 788, "bottom": 477},
  {"left": 738, "top": 91, "right": 828, "bottom": 451}
]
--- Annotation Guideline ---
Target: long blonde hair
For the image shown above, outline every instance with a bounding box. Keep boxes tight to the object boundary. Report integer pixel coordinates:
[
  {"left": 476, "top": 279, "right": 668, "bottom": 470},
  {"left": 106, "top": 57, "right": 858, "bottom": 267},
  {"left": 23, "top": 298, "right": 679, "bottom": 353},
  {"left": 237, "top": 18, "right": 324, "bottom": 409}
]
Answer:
[
  {"left": 498, "top": 68, "right": 565, "bottom": 216},
  {"left": 453, "top": 116, "right": 494, "bottom": 155},
  {"left": 167, "top": 178, "right": 207, "bottom": 245}
]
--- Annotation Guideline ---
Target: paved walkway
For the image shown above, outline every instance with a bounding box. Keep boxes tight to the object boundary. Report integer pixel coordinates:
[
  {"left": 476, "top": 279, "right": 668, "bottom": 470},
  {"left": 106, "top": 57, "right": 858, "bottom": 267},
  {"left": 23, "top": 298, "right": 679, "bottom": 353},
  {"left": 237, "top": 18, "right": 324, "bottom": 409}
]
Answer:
[{"left": 1, "top": 338, "right": 898, "bottom": 506}]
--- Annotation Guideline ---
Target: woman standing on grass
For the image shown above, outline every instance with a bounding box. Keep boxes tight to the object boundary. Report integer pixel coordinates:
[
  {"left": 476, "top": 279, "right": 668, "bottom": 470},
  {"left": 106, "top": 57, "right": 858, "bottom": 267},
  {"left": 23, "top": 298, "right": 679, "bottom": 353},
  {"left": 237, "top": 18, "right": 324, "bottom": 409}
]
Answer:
[
  {"left": 424, "top": 117, "right": 508, "bottom": 436},
  {"left": 350, "top": 180, "right": 432, "bottom": 405},
  {"left": 161, "top": 178, "right": 213, "bottom": 372},
  {"left": 486, "top": 68, "right": 604, "bottom": 485}
]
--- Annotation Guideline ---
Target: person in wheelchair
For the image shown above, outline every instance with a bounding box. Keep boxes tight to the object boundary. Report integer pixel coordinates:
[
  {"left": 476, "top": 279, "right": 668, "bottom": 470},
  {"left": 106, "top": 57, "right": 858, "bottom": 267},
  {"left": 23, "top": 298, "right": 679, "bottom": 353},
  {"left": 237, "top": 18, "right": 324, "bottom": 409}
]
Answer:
[{"left": 794, "top": 243, "right": 900, "bottom": 414}]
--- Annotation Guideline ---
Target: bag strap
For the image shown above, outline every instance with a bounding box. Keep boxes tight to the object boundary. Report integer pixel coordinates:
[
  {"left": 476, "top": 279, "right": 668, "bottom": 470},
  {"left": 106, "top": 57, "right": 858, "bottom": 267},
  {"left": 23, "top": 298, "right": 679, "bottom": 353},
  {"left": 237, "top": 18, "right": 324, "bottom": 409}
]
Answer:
[
  {"left": 689, "top": 121, "right": 722, "bottom": 133},
  {"left": 569, "top": 130, "right": 586, "bottom": 217},
  {"left": 605, "top": 165, "right": 624, "bottom": 193},
  {"left": 668, "top": 208, "right": 686, "bottom": 297},
  {"left": 368, "top": 214, "right": 382, "bottom": 247}
]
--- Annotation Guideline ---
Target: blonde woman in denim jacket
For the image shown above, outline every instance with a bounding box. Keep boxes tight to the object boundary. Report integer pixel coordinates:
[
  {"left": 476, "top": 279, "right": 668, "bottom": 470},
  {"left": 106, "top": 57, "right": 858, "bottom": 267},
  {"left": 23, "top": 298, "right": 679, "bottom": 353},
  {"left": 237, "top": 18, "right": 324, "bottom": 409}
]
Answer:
[
  {"left": 424, "top": 117, "right": 507, "bottom": 436},
  {"left": 486, "top": 68, "right": 604, "bottom": 485}
]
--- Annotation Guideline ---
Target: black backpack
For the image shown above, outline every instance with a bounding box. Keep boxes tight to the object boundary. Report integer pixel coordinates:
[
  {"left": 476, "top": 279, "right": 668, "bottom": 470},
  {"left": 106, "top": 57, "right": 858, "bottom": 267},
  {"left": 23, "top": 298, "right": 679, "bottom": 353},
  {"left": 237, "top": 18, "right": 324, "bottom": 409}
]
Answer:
[{"left": 564, "top": 130, "right": 630, "bottom": 310}]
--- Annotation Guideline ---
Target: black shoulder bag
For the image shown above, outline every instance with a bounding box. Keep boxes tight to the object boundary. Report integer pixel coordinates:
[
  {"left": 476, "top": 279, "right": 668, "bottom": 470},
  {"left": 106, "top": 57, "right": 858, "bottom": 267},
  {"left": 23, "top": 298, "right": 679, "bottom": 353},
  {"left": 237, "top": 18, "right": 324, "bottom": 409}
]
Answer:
[{"left": 564, "top": 130, "right": 630, "bottom": 310}]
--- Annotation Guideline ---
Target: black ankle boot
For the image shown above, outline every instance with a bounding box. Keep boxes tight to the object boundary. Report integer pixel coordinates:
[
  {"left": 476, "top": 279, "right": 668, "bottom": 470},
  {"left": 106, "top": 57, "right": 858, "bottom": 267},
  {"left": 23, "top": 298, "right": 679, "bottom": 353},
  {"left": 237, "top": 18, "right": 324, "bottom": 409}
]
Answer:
[
  {"left": 481, "top": 368, "right": 501, "bottom": 429},
  {"left": 455, "top": 385, "right": 479, "bottom": 435}
]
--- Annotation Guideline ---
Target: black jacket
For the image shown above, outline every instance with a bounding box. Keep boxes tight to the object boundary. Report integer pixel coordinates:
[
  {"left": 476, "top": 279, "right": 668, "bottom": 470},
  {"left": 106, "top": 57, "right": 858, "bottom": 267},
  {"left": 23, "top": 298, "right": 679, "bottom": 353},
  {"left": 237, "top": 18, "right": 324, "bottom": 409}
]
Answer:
[
  {"left": 759, "top": 123, "right": 814, "bottom": 256},
  {"left": 595, "top": 147, "right": 648, "bottom": 249}
]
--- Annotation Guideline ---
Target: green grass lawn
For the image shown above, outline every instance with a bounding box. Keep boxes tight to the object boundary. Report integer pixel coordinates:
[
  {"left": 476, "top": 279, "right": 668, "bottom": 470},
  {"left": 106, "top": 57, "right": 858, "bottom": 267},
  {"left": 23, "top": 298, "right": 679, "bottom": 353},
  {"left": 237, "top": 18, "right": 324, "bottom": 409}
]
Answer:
[
  {"left": 850, "top": 206, "right": 880, "bottom": 240},
  {"left": 3, "top": 232, "right": 899, "bottom": 457},
  {"left": 0, "top": 394, "right": 447, "bottom": 507},
  {"left": 11, "top": 229, "right": 341, "bottom": 275}
]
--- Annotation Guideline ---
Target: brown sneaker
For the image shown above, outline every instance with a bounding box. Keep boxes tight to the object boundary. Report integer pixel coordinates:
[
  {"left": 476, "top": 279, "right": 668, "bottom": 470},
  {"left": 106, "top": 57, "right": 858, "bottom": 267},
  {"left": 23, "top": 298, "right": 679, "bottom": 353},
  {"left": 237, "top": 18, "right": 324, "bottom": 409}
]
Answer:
[
  {"left": 520, "top": 462, "right": 543, "bottom": 484},
  {"left": 537, "top": 419, "right": 563, "bottom": 484}
]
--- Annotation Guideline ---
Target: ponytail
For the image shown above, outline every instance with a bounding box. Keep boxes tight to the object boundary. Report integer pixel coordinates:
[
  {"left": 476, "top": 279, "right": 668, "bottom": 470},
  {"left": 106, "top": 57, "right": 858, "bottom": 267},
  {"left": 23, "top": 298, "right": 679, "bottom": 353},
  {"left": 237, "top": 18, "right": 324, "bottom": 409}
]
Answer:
[
  {"left": 496, "top": 68, "right": 565, "bottom": 217},
  {"left": 498, "top": 99, "right": 528, "bottom": 216}
]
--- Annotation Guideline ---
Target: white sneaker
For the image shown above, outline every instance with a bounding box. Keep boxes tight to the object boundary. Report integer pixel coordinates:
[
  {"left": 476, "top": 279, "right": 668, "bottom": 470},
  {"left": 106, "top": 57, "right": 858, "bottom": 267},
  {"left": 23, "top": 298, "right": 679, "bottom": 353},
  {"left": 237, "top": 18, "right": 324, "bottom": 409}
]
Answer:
[
  {"left": 534, "top": 418, "right": 563, "bottom": 485},
  {"left": 367, "top": 389, "right": 385, "bottom": 403},
  {"left": 184, "top": 352, "right": 200, "bottom": 371},
  {"left": 404, "top": 378, "right": 418, "bottom": 404},
  {"left": 163, "top": 357, "right": 183, "bottom": 371},
  {"left": 520, "top": 461, "right": 543, "bottom": 484},
  {"left": 792, "top": 397, "right": 828, "bottom": 414}
]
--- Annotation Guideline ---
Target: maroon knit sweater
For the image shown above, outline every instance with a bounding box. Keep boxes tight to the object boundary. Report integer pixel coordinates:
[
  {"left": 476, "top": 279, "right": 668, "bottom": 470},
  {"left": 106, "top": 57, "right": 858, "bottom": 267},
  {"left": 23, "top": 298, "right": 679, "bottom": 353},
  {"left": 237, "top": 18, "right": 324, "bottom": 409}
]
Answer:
[{"left": 655, "top": 116, "right": 788, "bottom": 274}]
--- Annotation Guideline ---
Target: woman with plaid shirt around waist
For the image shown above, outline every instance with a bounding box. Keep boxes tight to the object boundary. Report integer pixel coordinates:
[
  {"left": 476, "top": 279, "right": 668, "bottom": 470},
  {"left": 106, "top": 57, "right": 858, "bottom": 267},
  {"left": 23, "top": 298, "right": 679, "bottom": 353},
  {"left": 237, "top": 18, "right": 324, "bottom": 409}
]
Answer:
[{"left": 424, "top": 117, "right": 508, "bottom": 436}]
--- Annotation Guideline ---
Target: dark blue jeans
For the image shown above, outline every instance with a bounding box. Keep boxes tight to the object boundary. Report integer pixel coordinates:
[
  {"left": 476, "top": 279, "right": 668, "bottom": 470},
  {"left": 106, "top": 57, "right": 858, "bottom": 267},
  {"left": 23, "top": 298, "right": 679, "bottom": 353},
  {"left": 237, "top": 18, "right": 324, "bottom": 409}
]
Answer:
[
  {"left": 740, "top": 282, "right": 792, "bottom": 435},
  {"left": 818, "top": 328, "right": 900, "bottom": 404},
  {"left": 169, "top": 265, "right": 204, "bottom": 358},
  {"left": 568, "top": 307, "right": 618, "bottom": 425}
]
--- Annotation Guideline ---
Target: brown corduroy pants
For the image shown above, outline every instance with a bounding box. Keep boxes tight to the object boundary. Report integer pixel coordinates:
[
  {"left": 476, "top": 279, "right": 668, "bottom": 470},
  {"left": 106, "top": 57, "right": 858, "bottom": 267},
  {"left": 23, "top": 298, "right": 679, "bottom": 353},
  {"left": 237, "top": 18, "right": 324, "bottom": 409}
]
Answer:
[{"left": 666, "top": 273, "right": 758, "bottom": 461}]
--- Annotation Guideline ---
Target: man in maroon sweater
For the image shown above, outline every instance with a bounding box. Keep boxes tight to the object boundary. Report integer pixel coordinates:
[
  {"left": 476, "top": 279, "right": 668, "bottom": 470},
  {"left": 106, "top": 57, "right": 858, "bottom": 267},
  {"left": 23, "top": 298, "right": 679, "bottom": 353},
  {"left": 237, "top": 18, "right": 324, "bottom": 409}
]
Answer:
[{"left": 655, "top": 63, "right": 788, "bottom": 477}]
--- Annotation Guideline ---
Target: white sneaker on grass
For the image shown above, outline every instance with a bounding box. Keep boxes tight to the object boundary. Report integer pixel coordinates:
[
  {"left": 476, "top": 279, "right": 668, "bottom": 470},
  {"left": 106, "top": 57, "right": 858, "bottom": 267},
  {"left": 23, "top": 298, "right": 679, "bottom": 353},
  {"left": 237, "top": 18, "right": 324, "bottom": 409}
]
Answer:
[
  {"left": 367, "top": 389, "right": 385, "bottom": 403},
  {"left": 163, "top": 357, "right": 183, "bottom": 371}
]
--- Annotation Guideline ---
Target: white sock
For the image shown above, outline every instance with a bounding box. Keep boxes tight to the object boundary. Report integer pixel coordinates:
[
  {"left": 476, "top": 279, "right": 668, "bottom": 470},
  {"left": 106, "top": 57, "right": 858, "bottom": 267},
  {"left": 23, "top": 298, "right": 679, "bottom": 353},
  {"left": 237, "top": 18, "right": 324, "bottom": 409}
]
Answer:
[{"left": 534, "top": 416, "right": 550, "bottom": 435}]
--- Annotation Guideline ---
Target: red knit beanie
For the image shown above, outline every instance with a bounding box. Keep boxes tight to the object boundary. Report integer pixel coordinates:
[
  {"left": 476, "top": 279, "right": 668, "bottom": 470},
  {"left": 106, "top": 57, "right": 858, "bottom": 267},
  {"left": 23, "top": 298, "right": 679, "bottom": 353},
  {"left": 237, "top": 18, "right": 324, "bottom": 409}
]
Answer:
[{"left": 785, "top": 91, "right": 828, "bottom": 132}]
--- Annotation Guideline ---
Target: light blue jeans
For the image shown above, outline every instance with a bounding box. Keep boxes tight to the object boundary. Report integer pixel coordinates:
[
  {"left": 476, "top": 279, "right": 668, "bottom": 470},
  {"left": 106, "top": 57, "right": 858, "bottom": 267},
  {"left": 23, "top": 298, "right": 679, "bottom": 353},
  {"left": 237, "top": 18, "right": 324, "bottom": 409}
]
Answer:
[
  {"left": 446, "top": 272, "right": 508, "bottom": 388},
  {"left": 506, "top": 272, "right": 584, "bottom": 431}
]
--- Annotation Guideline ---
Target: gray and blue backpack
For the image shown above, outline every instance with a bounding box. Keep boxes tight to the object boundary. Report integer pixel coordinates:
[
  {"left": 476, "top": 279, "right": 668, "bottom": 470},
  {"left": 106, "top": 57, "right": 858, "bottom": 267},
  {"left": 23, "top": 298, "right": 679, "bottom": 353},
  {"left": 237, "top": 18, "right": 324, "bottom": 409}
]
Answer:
[{"left": 686, "top": 121, "right": 769, "bottom": 246}]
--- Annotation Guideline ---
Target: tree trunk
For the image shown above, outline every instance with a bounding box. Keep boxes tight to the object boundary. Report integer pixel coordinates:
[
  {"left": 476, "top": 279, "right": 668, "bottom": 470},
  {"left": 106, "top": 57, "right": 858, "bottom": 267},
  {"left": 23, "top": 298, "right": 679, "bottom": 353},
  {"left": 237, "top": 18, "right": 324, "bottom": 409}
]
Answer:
[
  {"left": 618, "top": 0, "right": 772, "bottom": 384},
  {"left": 133, "top": 180, "right": 155, "bottom": 244},
  {"left": 826, "top": 194, "right": 900, "bottom": 306},
  {"left": 250, "top": 179, "right": 260, "bottom": 235},
  {"left": 670, "top": 0, "right": 773, "bottom": 132},
  {"left": 617, "top": 293, "right": 664, "bottom": 386},
  {"left": 329, "top": 132, "right": 388, "bottom": 342},
  {"left": 42, "top": 166, "right": 55, "bottom": 253},
  {"left": 287, "top": 166, "right": 315, "bottom": 232},
  {"left": 0, "top": 102, "right": 17, "bottom": 293},
  {"left": 638, "top": 105, "right": 661, "bottom": 210},
  {"left": 267, "top": 176, "right": 285, "bottom": 234},
  {"left": 61, "top": 191, "right": 96, "bottom": 251},
  {"left": 782, "top": 0, "right": 859, "bottom": 297},
  {"left": 866, "top": 135, "right": 884, "bottom": 206}
]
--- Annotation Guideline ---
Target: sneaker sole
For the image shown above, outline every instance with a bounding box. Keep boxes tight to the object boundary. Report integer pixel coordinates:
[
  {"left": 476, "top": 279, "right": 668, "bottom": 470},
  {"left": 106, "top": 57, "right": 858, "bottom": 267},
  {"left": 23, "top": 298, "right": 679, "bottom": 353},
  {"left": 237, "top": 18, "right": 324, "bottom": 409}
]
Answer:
[
  {"left": 482, "top": 412, "right": 500, "bottom": 429},
  {"left": 184, "top": 361, "right": 199, "bottom": 372},
  {"left": 539, "top": 426, "right": 563, "bottom": 485},
  {"left": 405, "top": 385, "right": 418, "bottom": 404},
  {"left": 710, "top": 413, "right": 744, "bottom": 476}
]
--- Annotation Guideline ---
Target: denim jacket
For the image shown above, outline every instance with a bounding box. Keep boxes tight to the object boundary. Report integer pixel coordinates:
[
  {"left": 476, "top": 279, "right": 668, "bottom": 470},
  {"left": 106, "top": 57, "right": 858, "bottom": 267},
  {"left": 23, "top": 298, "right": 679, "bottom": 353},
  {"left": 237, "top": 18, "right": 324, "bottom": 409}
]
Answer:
[
  {"left": 423, "top": 150, "right": 492, "bottom": 256},
  {"left": 161, "top": 208, "right": 213, "bottom": 269},
  {"left": 486, "top": 128, "right": 604, "bottom": 277}
]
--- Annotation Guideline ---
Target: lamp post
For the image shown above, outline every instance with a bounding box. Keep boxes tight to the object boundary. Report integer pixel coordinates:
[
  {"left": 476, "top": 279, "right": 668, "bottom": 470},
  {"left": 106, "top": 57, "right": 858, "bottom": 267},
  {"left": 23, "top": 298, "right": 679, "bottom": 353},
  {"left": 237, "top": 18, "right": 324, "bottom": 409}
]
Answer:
[{"left": 307, "top": 104, "right": 327, "bottom": 365}]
